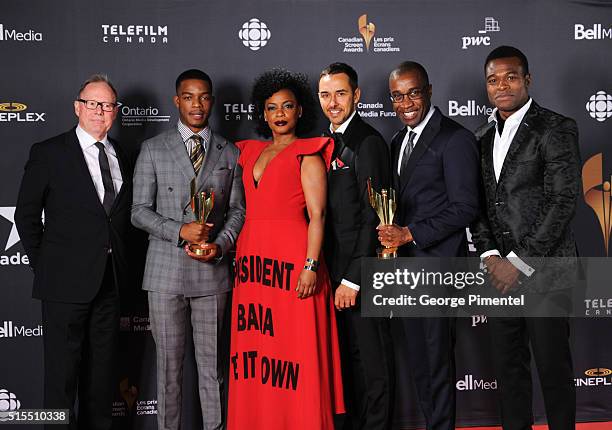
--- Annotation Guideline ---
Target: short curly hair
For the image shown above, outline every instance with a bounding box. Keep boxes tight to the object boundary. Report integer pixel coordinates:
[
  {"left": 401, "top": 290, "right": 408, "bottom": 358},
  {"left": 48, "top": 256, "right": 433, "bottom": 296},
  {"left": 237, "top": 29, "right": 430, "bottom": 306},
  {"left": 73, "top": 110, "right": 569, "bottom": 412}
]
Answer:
[{"left": 251, "top": 68, "right": 316, "bottom": 138}]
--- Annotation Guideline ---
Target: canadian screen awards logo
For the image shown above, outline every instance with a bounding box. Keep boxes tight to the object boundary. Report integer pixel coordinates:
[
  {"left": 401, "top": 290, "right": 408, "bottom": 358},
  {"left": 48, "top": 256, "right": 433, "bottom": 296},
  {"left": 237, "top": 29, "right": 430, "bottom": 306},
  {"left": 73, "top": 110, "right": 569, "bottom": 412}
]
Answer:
[
  {"left": 101, "top": 24, "right": 168, "bottom": 44},
  {"left": 337, "top": 14, "right": 400, "bottom": 53},
  {"left": 582, "top": 154, "right": 612, "bottom": 255},
  {"left": 586, "top": 91, "right": 612, "bottom": 123},
  {"left": 238, "top": 19, "right": 271, "bottom": 51},
  {"left": 0, "top": 23, "right": 43, "bottom": 42},
  {"left": 0, "top": 102, "right": 46, "bottom": 123},
  {"left": 461, "top": 17, "right": 500, "bottom": 50},
  {"left": 0, "top": 389, "right": 21, "bottom": 422}
]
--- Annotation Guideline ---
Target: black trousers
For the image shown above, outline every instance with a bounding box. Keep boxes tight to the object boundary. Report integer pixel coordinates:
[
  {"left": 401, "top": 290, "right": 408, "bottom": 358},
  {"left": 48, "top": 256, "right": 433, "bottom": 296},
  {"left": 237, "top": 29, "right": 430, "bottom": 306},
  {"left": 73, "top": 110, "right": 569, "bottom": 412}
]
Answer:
[
  {"left": 401, "top": 317, "right": 456, "bottom": 430},
  {"left": 42, "top": 257, "right": 119, "bottom": 430},
  {"left": 336, "top": 304, "right": 395, "bottom": 430},
  {"left": 490, "top": 314, "right": 575, "bottom": 430}
]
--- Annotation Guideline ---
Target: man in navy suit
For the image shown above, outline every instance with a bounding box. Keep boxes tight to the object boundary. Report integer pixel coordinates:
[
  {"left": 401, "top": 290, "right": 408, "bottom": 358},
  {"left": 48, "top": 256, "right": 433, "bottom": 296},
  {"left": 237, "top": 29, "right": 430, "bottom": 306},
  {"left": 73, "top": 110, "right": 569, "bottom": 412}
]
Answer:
[{"left": 378, "top": 61, "right": 480, "bottom": 430}]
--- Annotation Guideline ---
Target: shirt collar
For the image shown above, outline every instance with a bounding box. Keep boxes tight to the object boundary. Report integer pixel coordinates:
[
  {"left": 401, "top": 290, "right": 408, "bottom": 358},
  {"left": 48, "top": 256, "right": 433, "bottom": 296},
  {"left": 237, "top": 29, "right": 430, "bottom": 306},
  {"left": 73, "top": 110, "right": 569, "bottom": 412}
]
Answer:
[
  {"left": 330, "top": 110, "right": 357, "bottom": 134},
  {"left": 177, "top": 120, "right": 211, "bottom": 145},
  {"left": 405, "top": 105, "right": 435, "bottom": 139},
  {"left": 488, "top": 97, "right": 533, "bottom": 126},
  {"left": 75, "top": 125, "right": 109, "bottom": 150}
]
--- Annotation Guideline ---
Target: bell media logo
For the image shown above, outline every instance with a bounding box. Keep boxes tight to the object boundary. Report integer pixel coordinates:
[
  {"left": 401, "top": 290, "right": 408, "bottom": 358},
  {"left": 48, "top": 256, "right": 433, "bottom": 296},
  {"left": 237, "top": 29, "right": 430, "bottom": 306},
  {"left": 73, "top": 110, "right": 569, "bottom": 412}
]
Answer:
[
  {"left": 586, "top": 91, "right": 612, "bottom": 123},
  {"left": 0, "top": 389, "right": 21, "bottom": 421},
  {"left": 582, "top": 154, "right": 612, "bottom": 255},
  {"left": 238, "top": 19, "right": 271, "bottom": 51},
  {"left": 120, "top": 104, "right": 170, "bottom": 127},
  {"left": 448, "top": 100, "right": 493, "bottom": 117},
  {"left": 456, "top": 374, "right": 497, "bottom": 391},
  {"left": 337, "top": 14, "right": 400, "bottom": 54},
  {"left": 461, "top": 17, "right": 500, "bottom": 50},
  {"left": 101, "top": 24, "right": 168, "bottom": 44},
  {"left": 0, "top": 321, "right": 43, "bottom": 338},
  {"left": 0, "top": 102, "right": 45, "bottom": 122},
  {"left": 574, "top": 24, "right": 612, "bottom": 40},
  {"left": 0, "top": 23, "right": 43, "bottom": 42}
]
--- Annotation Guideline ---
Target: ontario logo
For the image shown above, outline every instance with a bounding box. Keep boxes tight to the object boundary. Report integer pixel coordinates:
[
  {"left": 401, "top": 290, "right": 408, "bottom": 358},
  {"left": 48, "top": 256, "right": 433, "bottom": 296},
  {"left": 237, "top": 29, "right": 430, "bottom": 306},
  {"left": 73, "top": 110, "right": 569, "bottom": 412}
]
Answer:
[
  {"left": 0, "top": 23, "right": 43, "bottom": 42},
  {"left": 461, "top": 17, "right": 500, "bottom": 50},
  {"left": 238, "top": 19, "right": 271, "bottom": 51},
  {"left": 120, "top": 104, "right": 170, "bottom": 127},
  {"left": 0, "top": 102, "right": 45, "bottom": 122},
  {"left": 337, "top": 14, "right": 400, "bottom": 53},
  {"left": 101, "top": 24, "right": 168, "bottom": 44},
  {"left": 582, "top": 153, "right": 612, "bottom": 255}
]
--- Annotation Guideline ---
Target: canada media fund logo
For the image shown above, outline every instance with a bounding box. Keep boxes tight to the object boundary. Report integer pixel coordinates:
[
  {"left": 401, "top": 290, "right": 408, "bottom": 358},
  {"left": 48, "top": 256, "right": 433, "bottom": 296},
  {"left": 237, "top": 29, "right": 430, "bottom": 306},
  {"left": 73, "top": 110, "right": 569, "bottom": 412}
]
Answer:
[{"left": 337, "top": 14, "right": 400, "bottom": 53}]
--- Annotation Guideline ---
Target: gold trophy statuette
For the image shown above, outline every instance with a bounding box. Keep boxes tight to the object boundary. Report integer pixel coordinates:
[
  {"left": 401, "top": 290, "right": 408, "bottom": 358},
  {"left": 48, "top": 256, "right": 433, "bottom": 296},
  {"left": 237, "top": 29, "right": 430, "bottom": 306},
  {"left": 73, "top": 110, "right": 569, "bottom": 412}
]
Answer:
[
  {"left": 189, "top": 182, "right": 215, "bottom": 256},
  {"left": 367, "top": 177, "right": 398, "bottom": 259}
]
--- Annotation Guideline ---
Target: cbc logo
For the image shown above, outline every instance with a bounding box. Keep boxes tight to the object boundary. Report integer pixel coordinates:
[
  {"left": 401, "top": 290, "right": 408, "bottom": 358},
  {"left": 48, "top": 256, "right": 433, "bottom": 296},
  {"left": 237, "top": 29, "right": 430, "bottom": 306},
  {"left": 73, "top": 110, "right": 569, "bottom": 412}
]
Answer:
[
  {"left": 238, "top": 18, "right": 271, "bottom": 51},
  {"left": 0, "top": 389, "right": 20, "bottom": 421},
  {"left": 586, "top": 91, "right": 612, "bottom": 122}
]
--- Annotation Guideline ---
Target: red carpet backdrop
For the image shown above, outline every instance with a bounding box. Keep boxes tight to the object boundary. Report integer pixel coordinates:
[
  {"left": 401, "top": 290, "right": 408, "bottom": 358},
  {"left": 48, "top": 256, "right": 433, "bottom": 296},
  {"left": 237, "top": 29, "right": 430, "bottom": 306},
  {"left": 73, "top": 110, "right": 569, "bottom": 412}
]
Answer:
[{"left": 1, "top": 0, "right": 611, "bottom": 428}]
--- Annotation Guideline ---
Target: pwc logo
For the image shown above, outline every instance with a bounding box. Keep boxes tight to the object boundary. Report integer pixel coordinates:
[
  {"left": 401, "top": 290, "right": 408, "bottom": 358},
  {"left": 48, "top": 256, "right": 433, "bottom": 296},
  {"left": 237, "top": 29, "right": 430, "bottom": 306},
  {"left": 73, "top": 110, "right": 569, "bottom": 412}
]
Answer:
[
  {"left": 0, "top": 102, "right": 45, "bottom": 122},
  {"left": 461, "top": 17, "right": 500, "bottom": 50}
]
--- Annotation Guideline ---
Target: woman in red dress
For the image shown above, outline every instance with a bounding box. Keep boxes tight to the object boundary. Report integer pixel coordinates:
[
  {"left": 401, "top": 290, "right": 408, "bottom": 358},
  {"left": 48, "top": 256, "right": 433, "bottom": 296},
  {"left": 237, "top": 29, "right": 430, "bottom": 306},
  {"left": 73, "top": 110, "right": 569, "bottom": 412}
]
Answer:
[{"left": 227, "top": 69, "right": 344, "bottom": 429}]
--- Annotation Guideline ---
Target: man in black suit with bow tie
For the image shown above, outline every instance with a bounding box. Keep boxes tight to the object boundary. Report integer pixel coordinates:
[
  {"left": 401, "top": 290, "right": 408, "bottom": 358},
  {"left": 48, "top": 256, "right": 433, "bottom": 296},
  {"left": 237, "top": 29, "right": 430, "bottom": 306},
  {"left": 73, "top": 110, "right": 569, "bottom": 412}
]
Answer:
[
  {"left": 318, "top": 62, "right": 394, "bottom": 430},
  {"left": 378, "top": 61, "right": 480, "bottom": 430}
]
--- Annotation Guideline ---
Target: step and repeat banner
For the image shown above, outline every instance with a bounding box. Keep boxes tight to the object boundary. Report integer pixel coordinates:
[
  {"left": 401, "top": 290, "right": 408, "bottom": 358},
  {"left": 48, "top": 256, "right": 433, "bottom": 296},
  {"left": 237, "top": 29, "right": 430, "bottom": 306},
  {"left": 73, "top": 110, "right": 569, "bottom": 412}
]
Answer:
[{"left": 1, "top": 0, "right": 612, "bottom": 428}]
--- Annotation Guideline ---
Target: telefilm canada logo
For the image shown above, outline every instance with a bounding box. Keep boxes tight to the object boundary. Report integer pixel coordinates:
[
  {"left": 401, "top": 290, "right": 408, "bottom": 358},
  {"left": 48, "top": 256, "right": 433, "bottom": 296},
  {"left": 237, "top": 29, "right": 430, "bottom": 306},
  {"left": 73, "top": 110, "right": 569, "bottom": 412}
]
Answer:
[
  {"left": 574, "top": 23, "right": 612, "bottom": 40},
  {"left": 586, "top": 91, "right": 612, "bottom": 123},
  {"left": 224, "top": 103, "right": 255, "bottom": 121},
  {"left": 456, "top": 374, "right": 497, "bottom": 391},
  {"left": 238, "top": 19, "right": 271, "bottom": 51},
  {"left": 582, "top": 153, "right": 612, "bottom": 255},
  {"left": 120, "top": 104, "right": 170, "bottom": 127},
  {"left": 460, "top": 17, "right": 500, "bottom": 50},
  {"left": 575, "top": 368, "right": 612, "bottom": 387},
  {"left": 0, "top": 321, "right": 43, "bottom": 338},
  {"left": 447, "top": 100, "right": 493, "bottom": 118},
  {"left": 0, "top": 23, "right": 42, "bottom": 42},
  {"left": 337, "top": 14, "right": 400, "bottom": 53},
  {"left": 101, "top": 24, "right": 168, "bottom": 44},
  {"left": 0, "top": 389, "right": 21, "bottom": 422},
  {"left": 0, "top": 102, "right": 46, "bottom": 123},
  {"left": 0, "top": 207, "right": 29, "bottom": 266}
]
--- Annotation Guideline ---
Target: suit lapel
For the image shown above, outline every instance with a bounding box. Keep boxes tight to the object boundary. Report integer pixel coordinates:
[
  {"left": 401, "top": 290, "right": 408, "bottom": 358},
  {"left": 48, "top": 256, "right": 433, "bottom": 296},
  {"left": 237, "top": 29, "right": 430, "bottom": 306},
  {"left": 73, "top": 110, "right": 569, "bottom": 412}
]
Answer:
[
  {"left": 497, "top": 103, "right": 537, "bottom": 186},
  {"left": 165, "top": 128, "right": 196, "bottom": 183},
  {"left": 196, "top": 133, "right": 224, "bottom": 191},
  {"left": 390, "top": 128, "right": 406, "bottom": 190},
  {"left": 399, "top": 109, "right": 442, "bottom": 195},
  {"left": 108, "top": 138, "right": 128, "bottom": 214},
  {"left": 64, "top": 129, "right": 107, "bottom": 213}
]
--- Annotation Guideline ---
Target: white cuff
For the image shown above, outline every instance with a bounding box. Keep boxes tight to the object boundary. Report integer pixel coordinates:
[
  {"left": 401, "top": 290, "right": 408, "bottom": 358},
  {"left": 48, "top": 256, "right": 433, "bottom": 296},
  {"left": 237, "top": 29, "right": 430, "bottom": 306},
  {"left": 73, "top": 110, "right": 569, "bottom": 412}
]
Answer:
[
  {"left": 506, "top": 251, "right": 535, "bottom": 277},
  {"left": 480, "top": 249, "right": 501, "bottom": 260},
  {"left": 341, "top": 279, "right": 360, "bottom": 292}
]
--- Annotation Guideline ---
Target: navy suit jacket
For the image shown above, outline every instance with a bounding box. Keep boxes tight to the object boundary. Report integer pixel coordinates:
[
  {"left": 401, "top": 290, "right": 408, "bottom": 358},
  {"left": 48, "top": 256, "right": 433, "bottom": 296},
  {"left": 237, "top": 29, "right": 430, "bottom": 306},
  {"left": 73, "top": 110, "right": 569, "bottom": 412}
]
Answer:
[{"left": 391, "top": 107, "right": 480, "bottom": 257}]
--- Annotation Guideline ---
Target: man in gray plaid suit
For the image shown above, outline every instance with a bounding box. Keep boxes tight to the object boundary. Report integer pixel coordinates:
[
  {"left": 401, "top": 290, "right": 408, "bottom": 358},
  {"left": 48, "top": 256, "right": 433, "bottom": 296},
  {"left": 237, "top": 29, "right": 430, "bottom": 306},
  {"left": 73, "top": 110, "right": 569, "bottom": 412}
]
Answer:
[{"left": 132, "top": 69, "right": 245, "bottom": 430}]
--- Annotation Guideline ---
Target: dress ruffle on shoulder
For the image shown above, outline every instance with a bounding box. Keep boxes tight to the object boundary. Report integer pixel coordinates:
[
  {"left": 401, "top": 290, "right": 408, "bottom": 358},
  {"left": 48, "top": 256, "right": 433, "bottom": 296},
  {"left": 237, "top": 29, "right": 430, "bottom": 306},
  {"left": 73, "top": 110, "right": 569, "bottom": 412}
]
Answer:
[
  {"left": 235, "top": 140, "right": 267, "bottom": 167},
  {"left": 292, "top": 137, "right": 334, "bottom": 171}
]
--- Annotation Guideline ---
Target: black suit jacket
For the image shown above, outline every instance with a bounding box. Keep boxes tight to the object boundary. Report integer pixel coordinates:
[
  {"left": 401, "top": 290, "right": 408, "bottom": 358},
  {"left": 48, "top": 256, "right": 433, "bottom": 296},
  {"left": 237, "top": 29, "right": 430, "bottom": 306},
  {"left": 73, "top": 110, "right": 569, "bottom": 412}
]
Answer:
[
  {"left": 391, "top": 107, "right": 480, "bottom": 257},
  {"left": 324, "top": 114, "right": 391, "bottom": 285},
  {"left": 470, "top": 101, "right": 581, "bottom": 291},
  {"left": 15, "top": 127, "right": 133, "bottom": 303}
]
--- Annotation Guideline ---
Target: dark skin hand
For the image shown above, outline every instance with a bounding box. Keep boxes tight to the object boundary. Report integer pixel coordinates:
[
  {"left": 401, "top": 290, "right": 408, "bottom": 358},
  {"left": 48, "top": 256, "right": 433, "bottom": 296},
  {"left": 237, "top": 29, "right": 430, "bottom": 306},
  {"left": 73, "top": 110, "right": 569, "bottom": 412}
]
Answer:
[
  {"left": 184, "top": 243, "right": 220, "bottom": 262},
  {"left": 484, "top": 255, "right": 520, "bottom": 295},
  {"left": 377, "top": 224, "right": 413, "bottom": 248},
  {"left": 180, "top": 222, "right": 212, "bottom": 244}
]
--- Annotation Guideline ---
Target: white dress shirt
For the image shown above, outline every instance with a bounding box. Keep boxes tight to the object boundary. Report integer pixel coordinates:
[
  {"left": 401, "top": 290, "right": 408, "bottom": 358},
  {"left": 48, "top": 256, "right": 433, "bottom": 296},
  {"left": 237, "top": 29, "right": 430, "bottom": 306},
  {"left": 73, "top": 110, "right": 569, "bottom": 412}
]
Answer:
[
  {"left": 480, "top": 98, "right": 534, "bottom": 277},
  {"left": 396, "top": 106, "right": 435, "bottom": 175},
  {"left": 329, "top": 111, "right": 361, "bottom": 292},
  {"left": 75, "top": 125, "right": 122, "bottom": 204}
]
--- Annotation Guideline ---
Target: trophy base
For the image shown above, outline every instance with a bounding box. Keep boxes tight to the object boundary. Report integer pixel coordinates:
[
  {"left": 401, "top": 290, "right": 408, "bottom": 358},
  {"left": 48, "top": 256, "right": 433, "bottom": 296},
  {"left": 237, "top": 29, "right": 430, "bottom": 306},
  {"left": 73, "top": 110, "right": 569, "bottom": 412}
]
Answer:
[
  {"left": 377, "top": 247, "right": 397, "bottom": 259},
  {"left": 189, "top": 243, "right": 215, "bottom": 256}
]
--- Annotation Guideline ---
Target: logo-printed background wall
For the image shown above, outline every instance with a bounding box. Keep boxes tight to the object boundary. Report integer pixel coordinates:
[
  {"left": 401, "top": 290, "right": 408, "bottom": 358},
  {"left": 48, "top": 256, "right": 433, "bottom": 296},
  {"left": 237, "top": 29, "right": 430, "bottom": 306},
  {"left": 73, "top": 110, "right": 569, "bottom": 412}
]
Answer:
[{"left": 1, "top": 0, "right": 612, "bottom": 428}]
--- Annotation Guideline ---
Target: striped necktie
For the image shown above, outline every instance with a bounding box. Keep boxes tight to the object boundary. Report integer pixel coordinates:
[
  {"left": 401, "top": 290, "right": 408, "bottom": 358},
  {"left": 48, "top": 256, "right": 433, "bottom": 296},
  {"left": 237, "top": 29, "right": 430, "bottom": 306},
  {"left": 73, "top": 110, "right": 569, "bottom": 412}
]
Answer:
[{"left": 189, "top": 134, "right": 204, "bottom": 174}]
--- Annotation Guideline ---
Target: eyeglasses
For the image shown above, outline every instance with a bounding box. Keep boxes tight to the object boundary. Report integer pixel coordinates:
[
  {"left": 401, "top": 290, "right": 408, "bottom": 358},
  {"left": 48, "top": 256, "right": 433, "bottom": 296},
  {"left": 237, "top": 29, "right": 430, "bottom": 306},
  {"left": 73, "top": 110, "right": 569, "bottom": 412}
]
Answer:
[
  {"left": 76, "top": 99, "right": 121, "bottom": 112},
  {"left": 389, "top": 86, "right": 428, "bottom": 103}
]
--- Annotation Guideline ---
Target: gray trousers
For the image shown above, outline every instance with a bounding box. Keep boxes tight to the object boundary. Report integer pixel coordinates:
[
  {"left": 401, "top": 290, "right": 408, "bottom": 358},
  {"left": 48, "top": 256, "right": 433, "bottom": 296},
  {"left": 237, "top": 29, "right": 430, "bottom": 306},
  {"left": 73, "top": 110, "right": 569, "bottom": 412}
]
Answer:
[{"left": 148, "top": 291, "right": 229, "bottom": 430}]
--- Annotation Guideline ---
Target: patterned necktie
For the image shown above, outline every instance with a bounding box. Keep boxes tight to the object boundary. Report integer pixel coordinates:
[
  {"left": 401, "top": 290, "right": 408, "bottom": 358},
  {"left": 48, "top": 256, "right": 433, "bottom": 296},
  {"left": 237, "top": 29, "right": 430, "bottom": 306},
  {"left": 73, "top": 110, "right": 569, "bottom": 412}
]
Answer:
[
  {"left": 189, "top": 134, "right": 204, "bottom": 174},
  {"left": 399, "top": 131, "right": 416, "bottom": 175},
  {"left": 94, "top": 141, "right": 116, "bottom": 215}
]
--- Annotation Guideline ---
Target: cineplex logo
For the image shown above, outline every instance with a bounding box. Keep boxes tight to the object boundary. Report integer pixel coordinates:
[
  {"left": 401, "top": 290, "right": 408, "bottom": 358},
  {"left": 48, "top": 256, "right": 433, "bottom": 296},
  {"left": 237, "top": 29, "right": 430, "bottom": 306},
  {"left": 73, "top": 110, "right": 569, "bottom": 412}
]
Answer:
[
  {"left": 574, "top": 24, "right": 612, "bottom": 40},
  {"left": 448, "top": 100, "right": 493, "bottom": 117},
  {"left": 0, "top": 389, "right": 21, "bottom": 421},
  {"left": 0, "top": 23, "right": 43, "bottom": 42},
  {"left": 0, "top": 102, "right": 45, "bottom": 122},
  {"left": 456, "top": 374, "right": 497, "bottom": 391},
  {"left": 120, "top": 104, "right": 170, "bottom": 127},
  {"left": 575, "top": 368, "right": 612, "bottom": 387},
  {"left": 461, "top": 17, "right": 500, "bottom": 50},
  {"left": 0, "top": 321, "right": 43, "bottom": 338},
  {"left": 101, "top": 24, "right": 168, "bottom": 44}
]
